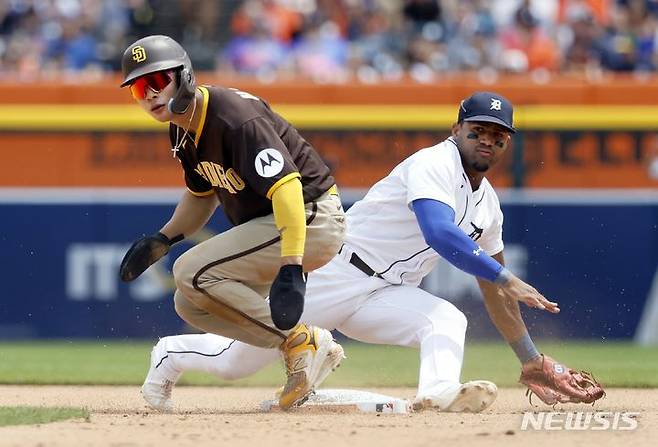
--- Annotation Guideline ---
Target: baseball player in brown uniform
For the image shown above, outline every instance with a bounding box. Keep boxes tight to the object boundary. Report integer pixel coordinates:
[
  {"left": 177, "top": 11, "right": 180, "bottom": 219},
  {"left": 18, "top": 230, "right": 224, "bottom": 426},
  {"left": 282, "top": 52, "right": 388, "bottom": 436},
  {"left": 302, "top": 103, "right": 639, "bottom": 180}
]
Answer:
[{"left": 118, "top": 35, "right": 346, "bottom": 410}]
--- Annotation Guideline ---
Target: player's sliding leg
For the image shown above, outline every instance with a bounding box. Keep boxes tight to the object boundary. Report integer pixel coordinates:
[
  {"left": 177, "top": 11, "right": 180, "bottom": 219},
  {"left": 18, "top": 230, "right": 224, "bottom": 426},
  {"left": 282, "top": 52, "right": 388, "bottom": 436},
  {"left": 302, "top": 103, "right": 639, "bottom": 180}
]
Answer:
[
  {"left": 145, "top": 286, "right": 341, "bottom": 412},
  {"left": 142, "top": 256, "right": 377, "bottom": 411},
  {"left": 336, "top": 285, "right": 497, "bottom": 413},
  {"left": 141, "top": 331, "right": 281, "bottom": 411},
  {"left": 168, "top": 192, "right": 345, "bottom": 410}
]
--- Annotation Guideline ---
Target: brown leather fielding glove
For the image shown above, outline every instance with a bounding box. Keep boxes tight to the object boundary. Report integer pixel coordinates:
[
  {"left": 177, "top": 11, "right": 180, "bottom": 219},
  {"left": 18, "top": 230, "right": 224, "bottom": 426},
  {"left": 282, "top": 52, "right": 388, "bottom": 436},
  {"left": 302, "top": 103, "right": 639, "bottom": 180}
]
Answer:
[{"left": 519, "top": 354, "right": 605, "bottom": 406}]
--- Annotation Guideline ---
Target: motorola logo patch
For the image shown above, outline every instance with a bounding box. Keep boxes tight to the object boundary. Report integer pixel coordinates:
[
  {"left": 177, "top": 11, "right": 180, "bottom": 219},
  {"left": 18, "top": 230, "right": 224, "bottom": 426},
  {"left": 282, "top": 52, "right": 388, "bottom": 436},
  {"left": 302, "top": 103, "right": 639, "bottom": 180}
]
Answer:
[{"left": 254, "top": 148, "right": 284, "bottom": 178}]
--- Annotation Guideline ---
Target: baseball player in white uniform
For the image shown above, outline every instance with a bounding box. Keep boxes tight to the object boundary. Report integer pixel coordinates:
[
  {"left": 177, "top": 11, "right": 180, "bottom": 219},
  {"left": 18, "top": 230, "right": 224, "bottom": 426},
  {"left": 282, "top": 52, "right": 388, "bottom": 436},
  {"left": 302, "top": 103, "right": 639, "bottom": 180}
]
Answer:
[{"left": 142, "top": 92, "right": 560, "bottom": 412}]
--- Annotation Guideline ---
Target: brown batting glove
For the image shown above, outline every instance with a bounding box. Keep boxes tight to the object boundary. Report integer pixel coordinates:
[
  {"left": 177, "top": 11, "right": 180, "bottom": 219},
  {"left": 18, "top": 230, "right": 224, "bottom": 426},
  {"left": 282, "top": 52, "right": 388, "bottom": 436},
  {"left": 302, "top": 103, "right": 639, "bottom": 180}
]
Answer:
[
  {"left": 119, "top": 232, "right": 178, "bottom": 282},
  {"left": 269, "top": 264, "right": 306, "bottom": 330},
  {"left": 519, "top": 354, "right": 605, "bottom": 406}
]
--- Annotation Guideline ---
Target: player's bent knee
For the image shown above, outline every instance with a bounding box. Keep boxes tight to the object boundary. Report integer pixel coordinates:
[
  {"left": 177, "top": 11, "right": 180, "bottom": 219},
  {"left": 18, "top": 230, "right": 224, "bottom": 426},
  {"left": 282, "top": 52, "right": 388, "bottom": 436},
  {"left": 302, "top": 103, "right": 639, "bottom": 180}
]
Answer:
[
  {"left": 172, "top": 254, "right": 196, "bottom": 295},
  {"left": 427, "top": 300, "right": 468, "bottom": 331},
  {"left": 304, "top": 244, "right": 340, "bottom": 272},
  {"left": 155, "top": 335, "right": 173, "bottom": 350},
  {"left": 447, "top": 303, "right": 468, "bottom": 330},
  {"left": 304, "top": 254, "right": 333, "bottom": 273},
  {"left": 173, "top": 291, "right": 198, "bottom": 323},
  {"left": 454, "top": 307, "right": 468, "bottom": 330}
]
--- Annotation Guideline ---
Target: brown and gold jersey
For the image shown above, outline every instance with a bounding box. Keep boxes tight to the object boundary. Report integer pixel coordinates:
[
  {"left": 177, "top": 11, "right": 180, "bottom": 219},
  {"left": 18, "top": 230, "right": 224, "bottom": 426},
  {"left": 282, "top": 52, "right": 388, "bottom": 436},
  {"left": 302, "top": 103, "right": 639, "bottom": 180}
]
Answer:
[{"left": 169, "top": 86, "right": 334, "bottom": 226}]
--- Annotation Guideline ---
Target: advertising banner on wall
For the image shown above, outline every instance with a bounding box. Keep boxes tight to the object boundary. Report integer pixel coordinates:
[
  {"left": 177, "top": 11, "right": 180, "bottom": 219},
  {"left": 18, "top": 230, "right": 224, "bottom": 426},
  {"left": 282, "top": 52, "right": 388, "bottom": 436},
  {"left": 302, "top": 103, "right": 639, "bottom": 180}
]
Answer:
[
  {"left": 1, "top": 189, "right": 656, "bottom": 342},
  {"left": 1, "top": 129, "right": 657, "bottom": 189}
]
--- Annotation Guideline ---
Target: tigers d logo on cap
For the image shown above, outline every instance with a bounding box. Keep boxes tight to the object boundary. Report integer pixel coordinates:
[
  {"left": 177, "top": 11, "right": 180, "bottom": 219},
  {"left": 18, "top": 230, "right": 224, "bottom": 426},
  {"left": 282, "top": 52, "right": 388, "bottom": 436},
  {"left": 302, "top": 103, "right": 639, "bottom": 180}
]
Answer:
[
  {"left": 458, "top": 91, "right": 516, "bottom": 133},
  {"left": 132, "top": 46, "right": 147, "bottom": 63}
]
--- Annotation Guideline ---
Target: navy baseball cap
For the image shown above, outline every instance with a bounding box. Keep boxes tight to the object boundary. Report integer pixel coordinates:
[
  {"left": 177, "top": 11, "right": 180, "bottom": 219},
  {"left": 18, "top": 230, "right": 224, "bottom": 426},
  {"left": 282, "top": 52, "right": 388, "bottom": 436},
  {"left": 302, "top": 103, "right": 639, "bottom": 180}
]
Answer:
[{"left": 457, "top": 91, "right": 516, "bottom": 133}]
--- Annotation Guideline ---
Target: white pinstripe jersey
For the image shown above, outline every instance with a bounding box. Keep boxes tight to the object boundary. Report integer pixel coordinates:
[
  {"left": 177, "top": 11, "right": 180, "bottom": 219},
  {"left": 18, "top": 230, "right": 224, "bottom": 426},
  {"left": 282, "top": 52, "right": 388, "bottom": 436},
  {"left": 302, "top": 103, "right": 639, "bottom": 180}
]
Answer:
[{"left": 344, "top": 137, "right": 504, "bottom": 286}]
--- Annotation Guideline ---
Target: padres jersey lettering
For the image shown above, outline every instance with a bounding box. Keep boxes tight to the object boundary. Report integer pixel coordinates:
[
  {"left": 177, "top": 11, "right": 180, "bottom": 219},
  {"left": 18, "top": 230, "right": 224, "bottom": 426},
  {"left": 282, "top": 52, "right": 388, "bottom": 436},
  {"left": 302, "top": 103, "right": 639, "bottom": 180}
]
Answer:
[
  {"left": 170, "top": 86, "right": 334, "bottom": 225},
  {"left": 343, "top": 137, "right": 504, "bottom": 286},
  {"left": 194, "top": 162, "right": 245, "bottom": 193}
]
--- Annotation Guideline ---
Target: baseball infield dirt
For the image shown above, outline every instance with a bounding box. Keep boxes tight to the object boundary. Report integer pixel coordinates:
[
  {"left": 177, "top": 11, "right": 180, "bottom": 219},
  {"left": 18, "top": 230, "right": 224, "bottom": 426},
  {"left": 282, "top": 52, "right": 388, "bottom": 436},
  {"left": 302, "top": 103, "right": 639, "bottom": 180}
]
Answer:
[{"left": 0, "top": 386, "right": 655, "bottom": 447}]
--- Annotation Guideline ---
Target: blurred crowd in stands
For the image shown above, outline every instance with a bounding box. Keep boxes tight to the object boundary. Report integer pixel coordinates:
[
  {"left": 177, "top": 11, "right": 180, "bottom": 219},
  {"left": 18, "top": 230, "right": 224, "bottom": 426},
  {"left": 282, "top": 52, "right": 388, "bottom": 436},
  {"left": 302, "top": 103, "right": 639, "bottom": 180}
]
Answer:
[{"left": 2, "top": 0, "right": 658, "bottom": 82}]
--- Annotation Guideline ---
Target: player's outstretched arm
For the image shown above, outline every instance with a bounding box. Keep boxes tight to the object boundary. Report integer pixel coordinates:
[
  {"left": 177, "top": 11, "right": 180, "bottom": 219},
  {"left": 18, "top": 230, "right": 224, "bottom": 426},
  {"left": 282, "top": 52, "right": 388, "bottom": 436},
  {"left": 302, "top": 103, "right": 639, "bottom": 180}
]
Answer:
[
  {"left": 119, "top": 190, "right": 219, "bottom": 282},
  {"left": 413, "top": 198, "right": 558, "bottom": 312},
  {"left": 477, "top": 254, "right": 605, "bottom": 405},
  {"left": 476, "top": 251, "right": 530, "bottom": 344},
  {"left": 476, "top": 254, "right": 543, "bottom": 369},
  {"left": 494, "top": 268, "right": 560, "bottom": 313},
  {"left": 268, "top": 177, "right": 307, "bottom": 330},
  {"left": 476, "top": 251, "right": 548, "bottom": 363},
  {"left": 159, "top": 189, "right": 220, "bottom": 240}
]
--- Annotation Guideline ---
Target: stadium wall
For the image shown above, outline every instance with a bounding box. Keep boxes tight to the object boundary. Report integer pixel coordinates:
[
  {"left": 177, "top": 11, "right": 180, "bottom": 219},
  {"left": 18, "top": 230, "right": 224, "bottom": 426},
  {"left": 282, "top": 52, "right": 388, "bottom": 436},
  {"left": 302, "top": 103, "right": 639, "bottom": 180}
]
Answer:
[
  {"left": 1, "top": 106, "right": 657, "bottom": 188},
  {"left": 1, "top": 77, "right": 657, "bottom": 342},
  {"left": 0, "top": 189, "right": 656, "bottom": 342},
  {"left": 2, "top": 76, "right": 658, "bottom": 188}
]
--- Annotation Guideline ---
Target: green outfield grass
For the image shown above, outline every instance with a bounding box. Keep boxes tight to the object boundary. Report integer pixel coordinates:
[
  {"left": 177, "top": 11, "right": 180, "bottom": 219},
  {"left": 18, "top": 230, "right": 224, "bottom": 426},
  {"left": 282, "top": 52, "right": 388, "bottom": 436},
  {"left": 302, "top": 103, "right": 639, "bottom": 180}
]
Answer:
[
  {"left": 0, "top": 407, "right": 89, "bottom": 427},
  {"left": 0, "top": 340, "right": 656, "bottom": 388}
]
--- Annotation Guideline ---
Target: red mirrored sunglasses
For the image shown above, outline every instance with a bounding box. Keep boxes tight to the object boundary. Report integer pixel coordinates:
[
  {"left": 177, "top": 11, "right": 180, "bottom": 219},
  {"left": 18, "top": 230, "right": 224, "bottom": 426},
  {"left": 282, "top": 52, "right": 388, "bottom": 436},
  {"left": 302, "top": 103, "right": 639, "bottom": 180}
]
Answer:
[{"left": 129, "top": 71, "right": 173, "bottom": 100}]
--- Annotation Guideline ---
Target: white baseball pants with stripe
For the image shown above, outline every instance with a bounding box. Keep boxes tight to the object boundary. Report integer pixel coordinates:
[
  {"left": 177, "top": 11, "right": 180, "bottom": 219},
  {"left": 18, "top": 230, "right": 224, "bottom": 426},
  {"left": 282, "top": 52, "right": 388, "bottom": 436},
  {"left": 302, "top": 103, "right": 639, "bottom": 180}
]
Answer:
[{"left": 152, "top": 252, "right": 468, "bottom": 398}]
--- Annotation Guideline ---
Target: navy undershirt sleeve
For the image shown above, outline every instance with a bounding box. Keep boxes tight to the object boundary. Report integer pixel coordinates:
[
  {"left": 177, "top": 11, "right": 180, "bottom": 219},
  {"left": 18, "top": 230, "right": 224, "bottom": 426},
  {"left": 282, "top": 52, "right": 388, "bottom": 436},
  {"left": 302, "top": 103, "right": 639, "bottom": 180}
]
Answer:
[{"left": 412, "top": 198, "right": 504, "bottom": 282}]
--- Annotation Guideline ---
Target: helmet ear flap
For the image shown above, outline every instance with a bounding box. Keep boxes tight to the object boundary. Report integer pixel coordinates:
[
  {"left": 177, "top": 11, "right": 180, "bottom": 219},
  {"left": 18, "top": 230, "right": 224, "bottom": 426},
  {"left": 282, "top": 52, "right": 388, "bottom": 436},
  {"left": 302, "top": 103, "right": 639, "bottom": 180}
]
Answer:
[{"left": 167, "top": 67, "right": 195, "bottom": 114}]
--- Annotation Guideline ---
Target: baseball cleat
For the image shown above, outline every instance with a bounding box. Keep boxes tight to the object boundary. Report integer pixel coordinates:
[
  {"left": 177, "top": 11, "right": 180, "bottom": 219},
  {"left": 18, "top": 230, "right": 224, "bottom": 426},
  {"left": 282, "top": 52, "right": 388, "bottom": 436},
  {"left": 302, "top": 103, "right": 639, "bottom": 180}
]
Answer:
[
  {"left": 141, "top": 379, "right": 175, "bottom": 412},
  {"left": 278, "top": 324, "right": 345, "bottom": 410},
  {"left": 413, "top": 380, "right": 498, "bottom": 413},
  {"left": 141, "top": 345, "right": 177, "bottom": 412}
]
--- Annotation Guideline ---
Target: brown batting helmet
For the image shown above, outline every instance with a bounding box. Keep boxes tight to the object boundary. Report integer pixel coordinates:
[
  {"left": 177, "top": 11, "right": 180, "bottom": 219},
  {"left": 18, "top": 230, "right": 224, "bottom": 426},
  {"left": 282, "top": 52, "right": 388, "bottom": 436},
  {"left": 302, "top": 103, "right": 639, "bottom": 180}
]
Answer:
[{"left": 121, "top": 35, "right": 195, "bottom": 114}]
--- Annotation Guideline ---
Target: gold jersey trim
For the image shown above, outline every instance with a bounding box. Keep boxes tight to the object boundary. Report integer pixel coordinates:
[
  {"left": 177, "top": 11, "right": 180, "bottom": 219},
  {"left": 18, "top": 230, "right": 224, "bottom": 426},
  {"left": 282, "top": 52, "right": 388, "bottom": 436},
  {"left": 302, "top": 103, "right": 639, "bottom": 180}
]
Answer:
[
  {"left": 266, "top": 172, "right": 301, "bottom": 200},
  {"left": 187, "top": 187, "right": 215, "bottom": 197},
  {"left": 194, "top": 86, "right": 210, "bottom": 147}
]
